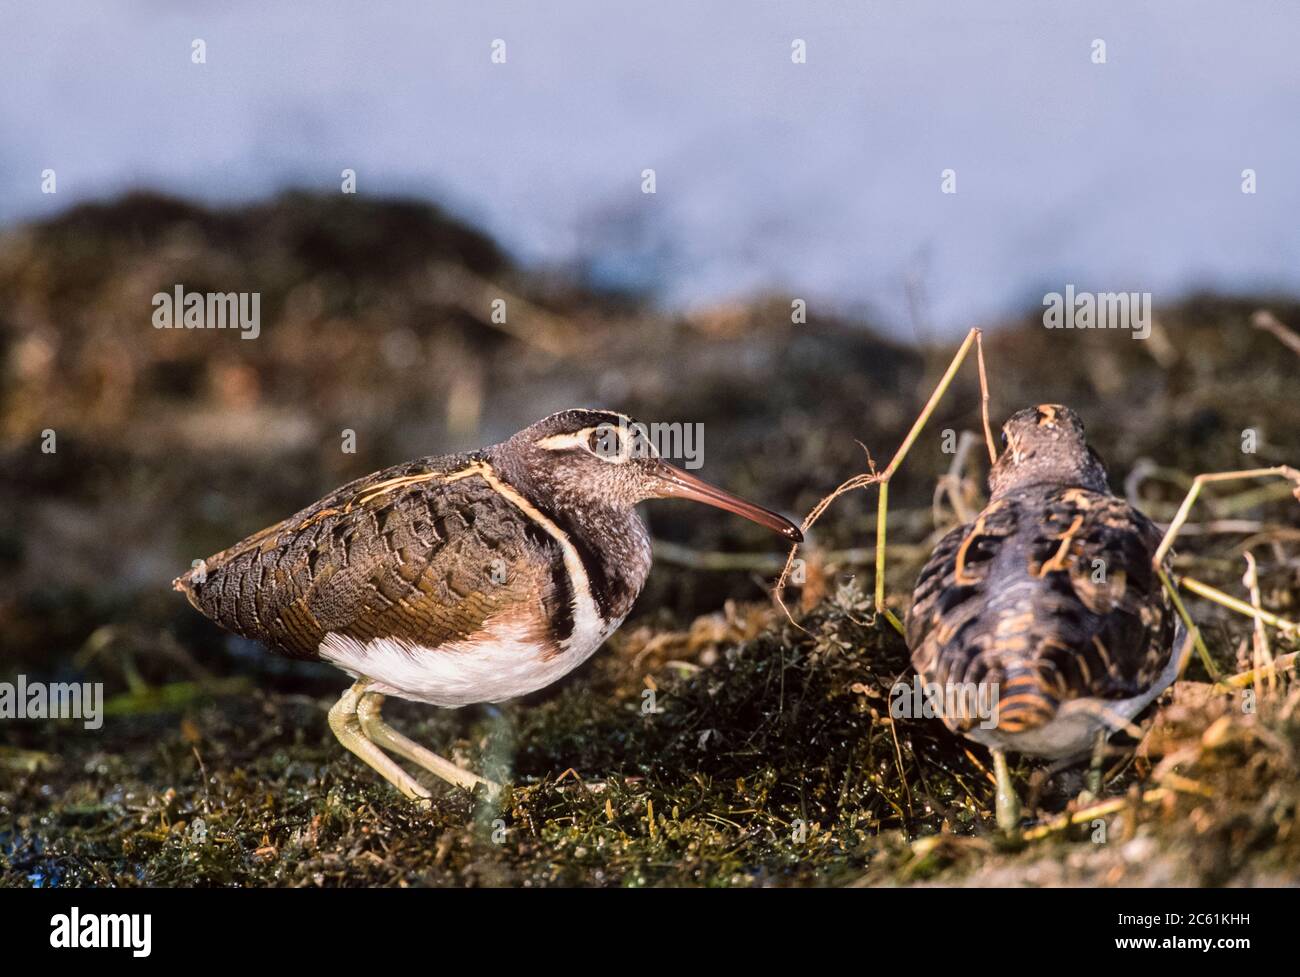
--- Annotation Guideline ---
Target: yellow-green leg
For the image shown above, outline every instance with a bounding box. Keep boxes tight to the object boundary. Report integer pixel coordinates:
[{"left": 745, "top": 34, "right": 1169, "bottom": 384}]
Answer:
[
  {"left": 1086, "top": 729, "right": 1107, "bottom": 798},
  {"left": 357, "top": 690, "right": 500, "bottom": 795},
  {"left": 327, "top": 679, "right": 432, "bottom": 802},
  {"left": 992, "top": 748, "right": 1021, "bottom": 835}
]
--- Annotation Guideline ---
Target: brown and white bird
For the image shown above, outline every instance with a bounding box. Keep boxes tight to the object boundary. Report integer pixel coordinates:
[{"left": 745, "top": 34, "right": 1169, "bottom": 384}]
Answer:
[
  {"left": 174, "top": 409, "right": 800, "bottom": 800},
  {"left": 906, "top": 405, "right": 1183, "bottom": 832}
]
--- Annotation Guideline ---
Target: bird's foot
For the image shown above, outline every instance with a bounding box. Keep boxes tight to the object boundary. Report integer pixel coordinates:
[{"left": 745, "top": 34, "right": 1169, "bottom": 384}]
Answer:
[
  {"left": 328, "top": 680, "right": 433, "bottom": 803},
  {"left": 328, "top": 680, "right": 502, "bottom": 803},
  {"left": 356, "top": 690, "right": 500, "bottom": 795}
]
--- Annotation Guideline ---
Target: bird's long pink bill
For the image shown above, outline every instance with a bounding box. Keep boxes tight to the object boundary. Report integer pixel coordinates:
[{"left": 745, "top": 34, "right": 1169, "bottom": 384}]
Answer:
[{"left": 654, "top": 463, "right": 803, "bottom": 542}]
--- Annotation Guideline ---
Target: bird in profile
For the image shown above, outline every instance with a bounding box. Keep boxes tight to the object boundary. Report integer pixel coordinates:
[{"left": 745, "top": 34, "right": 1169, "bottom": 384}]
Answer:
[
  {"left": 906, "top": 404, "right": 1182, "bottom": 833},
  {"left": 174, "top": 409, "right": 800, "bottom": 801}
]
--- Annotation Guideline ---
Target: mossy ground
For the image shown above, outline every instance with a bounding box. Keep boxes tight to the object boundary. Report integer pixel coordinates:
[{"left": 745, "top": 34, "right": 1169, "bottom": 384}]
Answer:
[
  {"left": 2, "top": 194, "right": 1299, "bottom": 886},
  {"left": 5, "top": 587, "right": 1299, "bottom": 887}
]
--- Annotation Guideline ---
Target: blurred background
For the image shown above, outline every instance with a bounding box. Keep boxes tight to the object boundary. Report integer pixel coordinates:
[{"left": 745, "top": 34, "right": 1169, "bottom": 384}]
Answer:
[
  {"left": 2, "top": 3, "right": 1299, "bottom": 886},
  {"left": 4, "top": 1, "right": 1299, "bottom": 331}
]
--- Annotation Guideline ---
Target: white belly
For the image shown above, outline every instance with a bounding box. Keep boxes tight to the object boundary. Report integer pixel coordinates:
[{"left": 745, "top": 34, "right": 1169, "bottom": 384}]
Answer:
[{"left": 319, "top": 610, "right": 623, "bottom": 708}]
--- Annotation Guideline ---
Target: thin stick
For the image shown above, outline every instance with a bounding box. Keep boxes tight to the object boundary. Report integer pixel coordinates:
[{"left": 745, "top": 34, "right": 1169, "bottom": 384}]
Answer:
[
  {"left": 1152, "top": 466, "right": 1300, "bottom": 566},
  {"left": 1178, "top": 575, "right": 1300, "bottom": 633},
  {"left": 875, "top": 327, "right": 985, "bottom": 633},
  {"left": 1242, "top": 552, "right": 1277, "bottom": 694},
  {"left": 881, "top": 330, "right": 981, "bottom": 484},
  {"left": 1252, "top": 309, "right": 1300, "bottom": 359},
  {"left": 1157, "top": 566, "right": 1218, "bottom": 680},
  {"left": 773, "top": 468, "right": 880, "bottom": 628},
  {"left": 1146, "top": 465, "right": 1300, "bottom": 680},
  {"left": 876, "top": 481, "right": 902, "bottom": 632},
  {"left": 775, "top": 327, "right": 992, "bottom": 634},
  {"left": 975, "top": 329, "right": 997, "bottom": 464},
  {"left": 1020, "top": 789, "right": 1169, "bottom": 842},
  {"left": 933, "top": 430, "right": 979, "bottom": 526},
  {"left": 1215, "top": 651, "right": 1299, "bottom": 690}
]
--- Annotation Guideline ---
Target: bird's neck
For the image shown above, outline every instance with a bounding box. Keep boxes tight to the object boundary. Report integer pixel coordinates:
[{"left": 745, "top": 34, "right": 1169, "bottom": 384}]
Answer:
[
  {"left": 486, "top": 447, "right": 653, "bottom": 623},
  {"left": 544, "top": 500, "right": 653, "bottom": 624}
]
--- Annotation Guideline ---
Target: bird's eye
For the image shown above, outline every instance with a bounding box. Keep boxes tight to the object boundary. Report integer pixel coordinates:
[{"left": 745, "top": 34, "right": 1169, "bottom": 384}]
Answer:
[
  {"left": 999, "top": 431, "right": 1009, "bottom": 448},
  {"left": 588, "top": 425, "right": 624, "bottom": 461}
]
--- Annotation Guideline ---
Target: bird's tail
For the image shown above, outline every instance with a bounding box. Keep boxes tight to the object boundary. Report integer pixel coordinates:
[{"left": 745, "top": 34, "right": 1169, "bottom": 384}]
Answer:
[
  {"left": 171, "top": 561, "right": 206, "bottom": 610},
  {"left": 993, "top": 662, "right": 1060, "bottom": 732}
]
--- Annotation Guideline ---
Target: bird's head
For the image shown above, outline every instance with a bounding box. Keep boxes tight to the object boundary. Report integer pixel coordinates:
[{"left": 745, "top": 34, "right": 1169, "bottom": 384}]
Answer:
[
  {"left": 987, "top": 404, "right": 1110, "bottom": 498},
  {"left": 493, "top": 408, "right": 802, "bottom": 541}
]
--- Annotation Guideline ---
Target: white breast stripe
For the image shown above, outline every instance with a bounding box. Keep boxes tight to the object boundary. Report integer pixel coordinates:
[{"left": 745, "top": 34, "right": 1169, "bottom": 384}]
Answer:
[{"left": 469, "top": 462, "right": 610, "bottom": 649}]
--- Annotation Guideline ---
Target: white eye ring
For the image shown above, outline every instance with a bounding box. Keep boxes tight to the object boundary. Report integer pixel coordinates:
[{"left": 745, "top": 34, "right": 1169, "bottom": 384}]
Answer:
[
  {"left": 588, "top": 424, "right": 629, "bottom": 463},
  {"left": 535, "top": 420, "right": 655, "bottom": 463}
]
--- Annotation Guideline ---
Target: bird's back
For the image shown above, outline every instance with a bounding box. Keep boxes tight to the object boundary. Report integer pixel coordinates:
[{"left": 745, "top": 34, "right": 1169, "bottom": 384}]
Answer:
[
  {"left": 173, "top": 451, "right": 573, "bottom": 661},
  {"left": 906, "top": 483, "right": 1175, "bottom": 741}
]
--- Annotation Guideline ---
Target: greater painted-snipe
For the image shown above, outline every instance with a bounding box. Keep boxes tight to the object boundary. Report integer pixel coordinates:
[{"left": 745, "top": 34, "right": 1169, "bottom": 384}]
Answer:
[
  {"left": 175, "top": 409, "right": 800, "bottom": 800},
  {"left": 906, "top": 404, "right": 1182, "bottom": 833}
]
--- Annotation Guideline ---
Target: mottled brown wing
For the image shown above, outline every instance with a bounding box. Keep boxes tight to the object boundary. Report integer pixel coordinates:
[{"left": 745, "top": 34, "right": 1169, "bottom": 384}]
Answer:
[
  {"left": 906, "top": 495, "right": 1021, "bottom": 688},
  {"left": 906, "top": 487, "right": 1175, "bottom": 732},
  {"left": 175, "top": 455, "right": 570, "bottom": 659}
]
